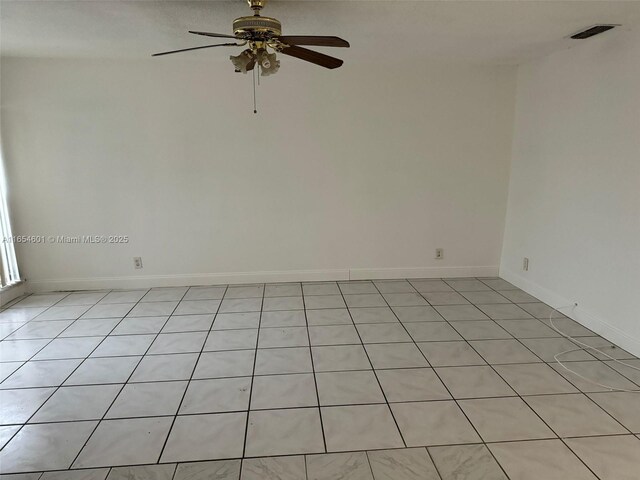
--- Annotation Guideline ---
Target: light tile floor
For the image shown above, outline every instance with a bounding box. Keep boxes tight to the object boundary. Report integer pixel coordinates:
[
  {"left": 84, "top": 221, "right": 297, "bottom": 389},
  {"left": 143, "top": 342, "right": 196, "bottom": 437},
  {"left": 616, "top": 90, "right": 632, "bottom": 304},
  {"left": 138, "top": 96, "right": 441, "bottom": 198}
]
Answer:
[{"left": 0, "top": 277, "right": 639, "bottom": 479}]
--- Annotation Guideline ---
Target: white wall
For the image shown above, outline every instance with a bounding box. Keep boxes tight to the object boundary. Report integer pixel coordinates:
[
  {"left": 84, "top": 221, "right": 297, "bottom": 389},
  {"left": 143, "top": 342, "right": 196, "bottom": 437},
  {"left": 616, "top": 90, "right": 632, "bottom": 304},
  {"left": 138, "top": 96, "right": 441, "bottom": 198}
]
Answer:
[
  {"left": 1, "top": 57, "right": 516, "bottom": 291},
  {"left": 501, "top": 28, "right": 640, "bottom": 355}
]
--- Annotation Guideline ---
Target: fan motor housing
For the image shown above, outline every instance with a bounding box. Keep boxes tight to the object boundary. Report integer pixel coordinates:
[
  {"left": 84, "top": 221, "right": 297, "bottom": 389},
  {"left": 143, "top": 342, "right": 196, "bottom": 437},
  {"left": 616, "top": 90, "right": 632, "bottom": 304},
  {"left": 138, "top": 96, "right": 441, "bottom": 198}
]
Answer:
[{"left": 233, "top": 16, "right": 282, "bottom": 38}]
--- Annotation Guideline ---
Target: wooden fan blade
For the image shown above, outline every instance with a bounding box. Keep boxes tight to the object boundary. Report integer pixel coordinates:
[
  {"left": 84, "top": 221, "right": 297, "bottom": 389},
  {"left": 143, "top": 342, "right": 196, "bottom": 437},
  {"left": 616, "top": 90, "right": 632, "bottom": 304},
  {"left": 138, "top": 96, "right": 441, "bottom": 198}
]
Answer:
[
  {"left": 152, "top": 43, "right": 239, "bottom": 57},
  {"left": 279, "top": 45, "right": 343, "bottom": 69},
  {"left": 278, "top": 36, "right": 350, "bottom": 48},
  {"left": 189, "top": 31, "right": 238, "bottom": 39}
]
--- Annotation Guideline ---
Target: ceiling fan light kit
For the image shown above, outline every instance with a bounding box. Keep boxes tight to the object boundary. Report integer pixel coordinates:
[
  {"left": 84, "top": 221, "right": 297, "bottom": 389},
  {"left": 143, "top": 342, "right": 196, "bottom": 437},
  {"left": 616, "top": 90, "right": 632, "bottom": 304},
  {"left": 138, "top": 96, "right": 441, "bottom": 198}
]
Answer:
[{"left": 152, "top": 0, "right": 350, "bottom": 75}]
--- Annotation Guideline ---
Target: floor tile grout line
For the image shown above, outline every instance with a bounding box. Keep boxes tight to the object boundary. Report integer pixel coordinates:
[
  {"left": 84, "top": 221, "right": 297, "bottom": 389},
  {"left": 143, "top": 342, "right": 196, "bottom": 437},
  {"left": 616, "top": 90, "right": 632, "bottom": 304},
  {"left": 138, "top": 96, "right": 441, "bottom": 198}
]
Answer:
[
  {"left": 152, "top": 285, "right": 218, "bottom": 464},
  {"left": 239, "top": 283, "right": 265, "bottom": 459},
  {"left": 301, "top": 283, "right": 328, "bottom": 454},
  {"left": 376, "top": 280, "right": 514, "bottom": 480},
  {"left": 430, "top": 278, "right": 605, "bottom": 480},
  {"left": 336, "top": 281, "right": 409, "bottom": 450}
]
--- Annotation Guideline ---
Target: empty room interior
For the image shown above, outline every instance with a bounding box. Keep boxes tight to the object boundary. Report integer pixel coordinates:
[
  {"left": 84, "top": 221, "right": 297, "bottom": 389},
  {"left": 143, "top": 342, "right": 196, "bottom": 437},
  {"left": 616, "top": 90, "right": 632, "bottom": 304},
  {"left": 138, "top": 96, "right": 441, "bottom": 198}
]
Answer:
[{"left": 1, "top": 0, "right": 640, "bottom": 479}]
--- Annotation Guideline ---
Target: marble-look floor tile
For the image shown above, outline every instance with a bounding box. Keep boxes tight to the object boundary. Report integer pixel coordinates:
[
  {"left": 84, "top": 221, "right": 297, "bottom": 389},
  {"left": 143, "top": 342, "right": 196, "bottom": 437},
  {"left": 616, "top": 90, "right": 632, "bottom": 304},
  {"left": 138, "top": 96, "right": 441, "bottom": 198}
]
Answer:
[
  {"left": 260, "top": 311, "right": 306, "bottom": 328},
  {"left": 308, "top": 325, "right": 360, "bottom": 346},
  {"left": 302, "top": 283, "right": 340, "bottom": 296},
  {"left": 476, "top": 304, "right": 533, "bottom": 320},
  {"left": 392, "top": 306, "right": 443, "bottom": 322},
  {"left": 494, "top": 363, "right": 578, "bottom": 395},
  {"left": 147, "top": 331, "right": 207, "bottom": 354},
  {"left": 32, "top": 337, "right": 104, "bottom": 360},
  {"left": 368, "top": 447, "right": 440, "bottom": 480},
  {"left": 173, "top": 300, "right": 221, "bottom": 315},
  {"left": 73, "top": 417, "right": 173, "bottom": 468},
  {"left": 0, "top": 307, "right": 47, "bottom": 323},
  {"left": 111, "top": 316, "right": 167, "bottom": 335},
  {"left": 391, "top": 401, "right": 480, "bottom": 446},
  {"left": 204, "top": 329, "right": 258, "bottom": 351},
  {"left": 161, "top": 314, "right": 214, "bottom": 333},
  {"left": 436, "top": 366, "right": 516, "bottom": 399},
  {"left": 245, "top": 408, "right": 324, "bottom": 457},
  {"left": 34, "top": 305, "right": 91, "bottom": 321},
  {"left": 422, "top": 292, "right": 468, "bottom": 306},
  {"left": 264, "top": 283, "right": 302, "bottom": 297},
  {"left": 130, "top": 353, "right": 198, "bottom": 382},
  {"left": 262, "top": 296, "right": 304, "bottom": 312},
  {"left": 0, "top": 425, "right": 20, "bottom": 449},
  {"left": 184, "top": 286, "right": 227, "bottom": 301},
  {"left": 383, "top": 293, "right": 428, "bottom": 307},
  {"left": 312, "top": 345, "right": 372, "bottom": 372},
  {"left": 349, "top": 307, "right": 397, "bottom": 324},
  {"left": 403, "top": 322, "right": 462, "bottom": 342},
  {"left": 588, "top": 391, "right": 640, "bottom": 433},
  {"left": 1, "top": 358, "right": 82, "bottom": 389},
  {"left": 376, "top": 368, "right": 450, "bottom": 402},
  {"left": 417, "top": 341, "right": 485, "bottom": 367},
  {"left": 0, "top": 339, "right": 49, "bottom": 362},
  {"left": 0, "top": 387, "right": 54, "bottom": 424},
  {"left": 306, "top": 452, "right": 373, "bottom": 480},
  {"left": 250, "top": 373, "right": 317, "bottom": 409},
  {"left": 459, "top": 397, "right": 555, "bottom": 442},
  {"left": 461, "top": 291, "right": 510, "bottom": 304},
  {"left": 212, "top": 312, "right": 260, "bottom": 330},
  {"left": 338, "top": 282, "right": 378, "bottom": 295},
  {"left": 224, "top": 285, "right": 264, "bottom": 299},
  {"left": 106, "top": 464, "right": 176, "bottom": 480},
  {"left": 241, "top": 456, "right": 305, "bottom": 480},
  {"left": 106, "top": 381, "right": 187, "bottom": 418},
  {"left": 356, "top": 323, "right": 412, "bottom": 343},
  {"left": 59, "top": 319, "right": 120, "bottom": 338},
  {"left": 518, "top": 302, "right": 565, "bottom": 319},
  {"left": 524, "top": 393, "right": 627, "bottom": 437},
  {"left": 306, "top": 309, "right": 352, "bottom": 326},
  {"left": 429, "top": 444, "right": 507, "bottom": 480},
  {"left": 82, "top": 303, "right": 135, "bottom": 319},
  {"left": 316, "top": 370, "right": 384, "bottom": 406},
  {"left": 254, "top": 347, "right": 312, "bottom": 375},
  {"left": 65, "top": 356, "right": 140, "bottom": 385},
  {"left": 42, "top": 468, "right": 110, "bottom": 479},
  {"left": 322, "top": 404, "right": 403, "bottom": 452},
  {"left": 127, "top": 302, "right": 179, "bottom": 317},
  {"left": 450, "top": 321, "right": 511, "bottom": 341},
  {"left": 99, "top": 290, "right": 147, "bottom": 304},
  {"left": 409, "top": 280, "right": 454, "bottom": 293},
  {"left": 0, "top": 362, "right": 23, "bottom": 383},
  {"left": 6, "top": 320, "right": 74, "bottom": 340},
  {"left": 174, "top": 459, "right": 241, "bottom": 480},
  {"left": 445, "top": 279, "right": 491, "bottom": 292},
  {"left": 219, "top": 298, "right": 262, "bottom": 314},
  {"left": 90, "top": 335, "right": 155, "bottom": 357},
  {"left": 161, "top": 413, "right": 247, "bottom": 463},
  {"left": 497, "top": 289, "right": 538, "bottom": 303},
  {"left": 180, "top": 377, "right": 251, "bottom": 414},
  {"left": 258, "top": 327, "right": 309, "bottom": 348},
  {"left": 469, "top": 339, "right": 541, "bottom": 364},
  {"left": 374, "top": 280, "right": 416, "bottom": 293},
  {"left": 479, "top": 279, "right": 517, "bottom": 290},
  {"left": 550, "top": 361, "right": 640, "bottom": 392},
  {"left": 13, "top": 293, "right": 67, "bottom": 308},
  {"left": 496, "top": 319, "right": 559, "bottom": 339},
  {"left": 344, "top": 293, "right": 387, "bottom": 308},
  {"left": 0, "top": 421, "right": 97, "bottom": 473},
  {"left": 434, "top": 305, "right": 488, "bottom": 321},
  {"left": 489, "top": 439, "right": 597, "bottom": 480},
  {"left": 519, "top": 337, "right": 595, "bottom": 362},
  {"left": 304, "top": 295, "right": 346, "bottom": 310},
  {"left": 565, "top": 435, "right": 640, "bottom": 480},
  {"left": 194, "top": 350, "right": 255, "bottom": 379},
  {"left": 141, "top": 287, "right": 188, "bottom": 302},
  {"left": 365, "top": 343, "right": 428, "bottom": 369},
  {"left": 30, "top": 384, "right": 122, "bottom": 422}
]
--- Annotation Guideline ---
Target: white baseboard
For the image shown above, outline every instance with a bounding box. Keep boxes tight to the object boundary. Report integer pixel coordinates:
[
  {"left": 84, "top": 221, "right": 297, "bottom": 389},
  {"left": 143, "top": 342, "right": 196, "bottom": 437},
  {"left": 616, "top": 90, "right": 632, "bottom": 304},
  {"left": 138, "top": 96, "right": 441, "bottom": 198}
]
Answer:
[
  {"left": 350, "top": 266, "right": 499, "bottom": 280},
  {"left": 26, "top": 265, "right": 499, "bottom": 293},
  {"left": 501, "top": 269, "right": 640, "bottom": 358}
]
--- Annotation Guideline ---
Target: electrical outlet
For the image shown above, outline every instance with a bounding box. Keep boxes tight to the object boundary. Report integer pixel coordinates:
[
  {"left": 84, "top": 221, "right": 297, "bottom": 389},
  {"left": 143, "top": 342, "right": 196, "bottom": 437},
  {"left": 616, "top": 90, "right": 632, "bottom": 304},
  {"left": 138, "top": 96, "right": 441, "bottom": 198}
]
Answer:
[
  {"left": 133, "top": 257, "right": 143, "bottom": 269},
  {"left": 523, "top": 257, "right": 529, "bottom": 271},
  {"left": 435, "top": 248, "right": 444, "bottom": 260}
]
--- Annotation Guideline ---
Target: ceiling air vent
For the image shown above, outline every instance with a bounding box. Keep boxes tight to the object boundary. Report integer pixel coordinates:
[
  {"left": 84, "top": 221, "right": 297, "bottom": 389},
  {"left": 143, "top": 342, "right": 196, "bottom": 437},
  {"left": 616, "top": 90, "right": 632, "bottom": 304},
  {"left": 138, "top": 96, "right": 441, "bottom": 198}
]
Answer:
[{"left": 571, "top": 25, "right": 617, "bottom": 39}]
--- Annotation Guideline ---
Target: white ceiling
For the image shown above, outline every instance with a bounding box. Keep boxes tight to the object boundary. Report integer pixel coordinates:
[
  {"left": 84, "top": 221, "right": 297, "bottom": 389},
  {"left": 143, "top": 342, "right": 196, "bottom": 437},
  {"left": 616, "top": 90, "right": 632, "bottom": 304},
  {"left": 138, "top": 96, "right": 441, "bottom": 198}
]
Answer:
[{"left": 1, "top": 0, "right": 640, "bottom": 65}]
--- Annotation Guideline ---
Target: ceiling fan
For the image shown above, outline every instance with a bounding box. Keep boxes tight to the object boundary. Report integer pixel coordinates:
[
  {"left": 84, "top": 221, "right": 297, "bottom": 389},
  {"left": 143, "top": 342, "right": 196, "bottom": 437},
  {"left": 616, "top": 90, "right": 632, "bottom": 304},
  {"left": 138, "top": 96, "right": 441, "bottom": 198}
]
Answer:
[{"left": 152, "top": 0, "right": 350, "bottom": 77}]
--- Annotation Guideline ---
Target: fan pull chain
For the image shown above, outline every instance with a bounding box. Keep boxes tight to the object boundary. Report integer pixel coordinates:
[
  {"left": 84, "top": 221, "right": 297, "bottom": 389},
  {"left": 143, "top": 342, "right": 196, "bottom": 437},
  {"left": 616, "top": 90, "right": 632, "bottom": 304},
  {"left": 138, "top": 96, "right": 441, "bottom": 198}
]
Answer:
[{"left": 252, "top": 65, "right": 257, "bottom": 114}]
